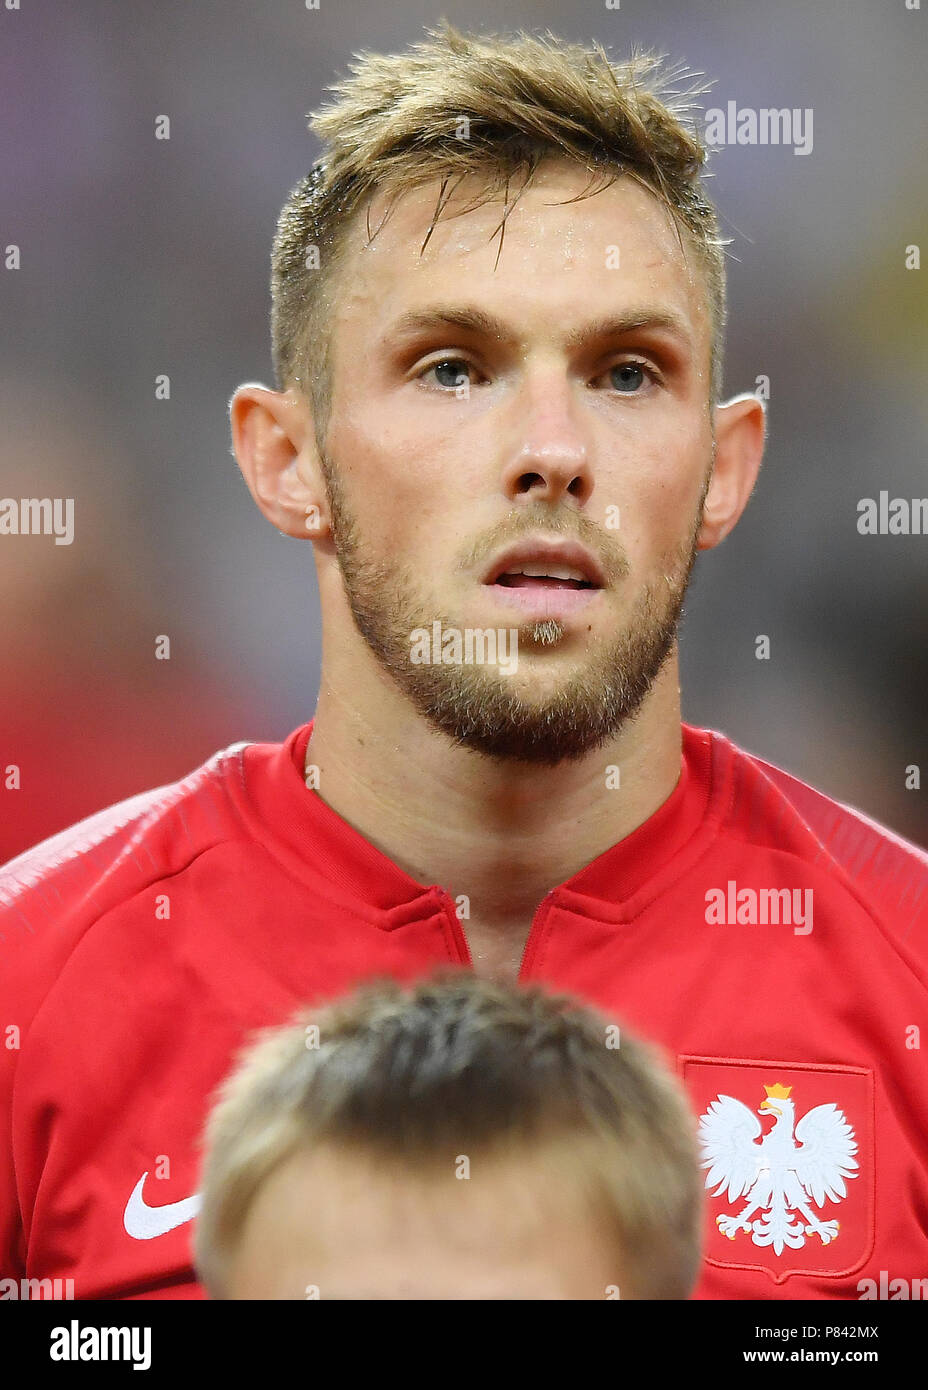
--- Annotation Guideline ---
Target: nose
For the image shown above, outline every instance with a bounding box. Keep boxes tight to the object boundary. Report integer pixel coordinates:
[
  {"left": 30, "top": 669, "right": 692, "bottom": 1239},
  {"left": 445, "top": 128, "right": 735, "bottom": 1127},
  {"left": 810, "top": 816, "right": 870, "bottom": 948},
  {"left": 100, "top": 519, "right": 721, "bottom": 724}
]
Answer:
[{"left": 499, "top": 373, "right": 594, "bottom": 508}]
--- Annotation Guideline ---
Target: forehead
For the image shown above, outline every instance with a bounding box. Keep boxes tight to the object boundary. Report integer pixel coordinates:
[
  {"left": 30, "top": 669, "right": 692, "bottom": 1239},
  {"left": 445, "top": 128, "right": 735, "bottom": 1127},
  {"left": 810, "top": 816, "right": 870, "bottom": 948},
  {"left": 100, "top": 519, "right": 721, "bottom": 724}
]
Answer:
[
  {"left": 232, "top": 1149, "right": 609, "bottom": 1297},
  {"left": 242, "top": 1140, "right": 597, "bottom": 1253},
  {"left": 331, "top": 160, "right": 711, "bottom": 352}
]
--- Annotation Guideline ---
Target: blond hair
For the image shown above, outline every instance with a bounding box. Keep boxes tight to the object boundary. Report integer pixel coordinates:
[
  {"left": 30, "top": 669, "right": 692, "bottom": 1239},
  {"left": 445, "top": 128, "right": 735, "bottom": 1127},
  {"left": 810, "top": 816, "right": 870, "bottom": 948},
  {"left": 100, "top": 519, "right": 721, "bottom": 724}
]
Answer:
[
  {"left": 271, "top": 22, "right": 727, "bottom": 441},
  {"left": 194, "top": 972, "right": 703, "bottom": 1299}
]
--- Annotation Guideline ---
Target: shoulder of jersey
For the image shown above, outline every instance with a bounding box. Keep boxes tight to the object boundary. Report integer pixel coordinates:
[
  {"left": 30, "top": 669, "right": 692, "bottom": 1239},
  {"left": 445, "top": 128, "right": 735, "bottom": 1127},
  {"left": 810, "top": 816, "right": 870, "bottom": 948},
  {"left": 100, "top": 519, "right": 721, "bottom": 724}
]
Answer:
[
  {"left": 751, "top": 746, "right": 928, "bottom": 868},
  {"left": 0, "top": 739, "right": 254, "bottom": 919},
  {"left": 736, "top": 738, "right": 928, "bottom": 950}
]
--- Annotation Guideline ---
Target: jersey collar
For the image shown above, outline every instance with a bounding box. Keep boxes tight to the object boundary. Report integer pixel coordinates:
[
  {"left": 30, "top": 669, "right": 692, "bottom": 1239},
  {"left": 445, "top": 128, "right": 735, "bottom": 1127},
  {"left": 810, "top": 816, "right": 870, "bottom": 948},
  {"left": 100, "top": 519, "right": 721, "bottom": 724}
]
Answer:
[{"left": 236, "top": 717, "right": 722, "bottom": 916}]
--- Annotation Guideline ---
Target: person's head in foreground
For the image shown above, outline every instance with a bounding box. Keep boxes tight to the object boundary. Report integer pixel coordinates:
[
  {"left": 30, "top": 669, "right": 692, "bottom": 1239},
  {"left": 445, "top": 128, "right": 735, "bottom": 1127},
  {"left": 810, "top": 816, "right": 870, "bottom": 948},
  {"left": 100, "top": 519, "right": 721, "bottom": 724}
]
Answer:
[
  {"left": 232, "top": 23, "right": 765, "bottom": 766},
  {"left": 194, "top": 974, "right": 704, "bottom": 1299}
]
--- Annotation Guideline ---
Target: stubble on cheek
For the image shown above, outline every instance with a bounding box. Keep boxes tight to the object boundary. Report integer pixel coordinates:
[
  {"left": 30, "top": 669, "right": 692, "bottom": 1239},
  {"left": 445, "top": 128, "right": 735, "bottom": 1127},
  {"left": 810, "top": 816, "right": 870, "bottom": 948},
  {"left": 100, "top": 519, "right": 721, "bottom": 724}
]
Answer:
[{"left": 320, "top": 443, "right": 707, "bottom": 763}]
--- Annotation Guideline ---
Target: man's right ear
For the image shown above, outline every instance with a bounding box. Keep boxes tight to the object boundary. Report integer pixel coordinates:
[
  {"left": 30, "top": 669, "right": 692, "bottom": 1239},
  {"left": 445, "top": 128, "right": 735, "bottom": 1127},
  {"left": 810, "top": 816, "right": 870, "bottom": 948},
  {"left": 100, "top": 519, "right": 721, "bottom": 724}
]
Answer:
[{"left": 229, "top": 384, "right": 331, "bottom": 540}]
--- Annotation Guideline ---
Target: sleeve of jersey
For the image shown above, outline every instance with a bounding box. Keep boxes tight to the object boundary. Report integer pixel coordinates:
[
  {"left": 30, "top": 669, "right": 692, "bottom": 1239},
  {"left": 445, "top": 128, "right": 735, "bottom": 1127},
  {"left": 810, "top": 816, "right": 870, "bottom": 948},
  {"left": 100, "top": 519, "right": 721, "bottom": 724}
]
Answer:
[
  {"left": 0, "top": 994, "right": 24, "bottom": 1280},
  {"left": 0, "top": 763, "right": 226, "bottom": 1292},
  {"left": 0, "top": 881, "right": 50, "bottom": 1279},
  {"left": 0, "top": 844, "right": 113, "bottom": 1281}
]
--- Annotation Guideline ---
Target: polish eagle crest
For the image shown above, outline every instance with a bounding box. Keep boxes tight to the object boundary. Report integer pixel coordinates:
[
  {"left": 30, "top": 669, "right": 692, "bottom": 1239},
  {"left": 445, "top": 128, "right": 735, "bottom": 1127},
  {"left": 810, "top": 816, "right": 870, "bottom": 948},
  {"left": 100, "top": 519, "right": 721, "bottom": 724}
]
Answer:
[{"left": 697, "top": 1082, "right": 859, "bottom": 1253}]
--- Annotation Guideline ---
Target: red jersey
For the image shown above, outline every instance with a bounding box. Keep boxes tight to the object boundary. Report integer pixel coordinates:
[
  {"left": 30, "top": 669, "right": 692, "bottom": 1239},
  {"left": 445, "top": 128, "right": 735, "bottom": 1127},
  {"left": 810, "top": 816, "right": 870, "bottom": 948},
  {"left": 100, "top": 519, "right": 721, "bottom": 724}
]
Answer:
[{"left": 1, "top": 719, "right": 926, "bottom": 1300}]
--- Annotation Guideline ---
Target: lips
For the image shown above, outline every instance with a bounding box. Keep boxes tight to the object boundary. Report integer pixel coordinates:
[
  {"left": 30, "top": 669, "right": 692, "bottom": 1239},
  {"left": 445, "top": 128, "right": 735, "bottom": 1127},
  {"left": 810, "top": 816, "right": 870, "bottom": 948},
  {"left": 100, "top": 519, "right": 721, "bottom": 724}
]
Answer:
[
  {"left": 481, "top": 536, "right": 605, "bottom": 619},
  {"left": 495, "top": 572, "right": 589, "bottom": 588},
  {"left": 483, "top": 538, "right": 605, "bottom": 590}
]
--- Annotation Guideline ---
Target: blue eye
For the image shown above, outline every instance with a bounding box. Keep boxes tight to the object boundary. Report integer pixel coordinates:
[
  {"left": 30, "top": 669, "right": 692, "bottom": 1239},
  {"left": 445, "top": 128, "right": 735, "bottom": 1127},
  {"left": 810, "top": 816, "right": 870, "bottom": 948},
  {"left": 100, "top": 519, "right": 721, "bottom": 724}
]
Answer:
[
  {"left": 610, "top": 362, "right": 646, "bottom": 392},
  {"left": 426, "top": 359, "right": 472, "bottom": 389}
]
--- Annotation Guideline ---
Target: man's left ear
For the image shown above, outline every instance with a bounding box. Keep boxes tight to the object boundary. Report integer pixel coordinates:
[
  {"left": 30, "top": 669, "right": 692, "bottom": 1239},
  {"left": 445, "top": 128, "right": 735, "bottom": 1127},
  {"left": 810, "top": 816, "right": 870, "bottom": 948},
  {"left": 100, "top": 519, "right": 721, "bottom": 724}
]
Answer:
[{"left": 698, "top": 393, "right": 766, "bottom": 551}]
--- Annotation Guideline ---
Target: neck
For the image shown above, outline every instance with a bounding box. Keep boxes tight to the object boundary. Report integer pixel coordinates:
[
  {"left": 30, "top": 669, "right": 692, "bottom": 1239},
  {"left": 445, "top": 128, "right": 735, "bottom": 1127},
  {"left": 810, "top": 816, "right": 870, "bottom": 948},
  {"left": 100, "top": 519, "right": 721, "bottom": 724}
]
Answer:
[{"left": 305, "top": 640, "right": 684, "bottom": 926}]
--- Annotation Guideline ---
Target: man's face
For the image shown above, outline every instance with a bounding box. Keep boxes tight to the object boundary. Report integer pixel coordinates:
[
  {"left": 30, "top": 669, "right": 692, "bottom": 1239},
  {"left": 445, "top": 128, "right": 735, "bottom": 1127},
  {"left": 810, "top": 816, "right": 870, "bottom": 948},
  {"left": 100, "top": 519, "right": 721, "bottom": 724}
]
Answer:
[
  {"left": 317, "top": 160, "right": 715, "bottom": 763},
  {"left": 224, "top": 1144, "right": 625, "bottom": 1300}
]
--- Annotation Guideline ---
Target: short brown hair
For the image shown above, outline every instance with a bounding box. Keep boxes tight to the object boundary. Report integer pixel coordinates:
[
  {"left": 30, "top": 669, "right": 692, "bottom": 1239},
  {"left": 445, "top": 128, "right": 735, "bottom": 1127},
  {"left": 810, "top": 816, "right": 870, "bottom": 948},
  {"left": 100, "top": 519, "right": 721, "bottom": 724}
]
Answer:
[
  {"left": 194, "top": 972, "right": 703, "bottom": 1299},
  {"left": 270, "top": 22, "right": 728, "bottom": 441}
]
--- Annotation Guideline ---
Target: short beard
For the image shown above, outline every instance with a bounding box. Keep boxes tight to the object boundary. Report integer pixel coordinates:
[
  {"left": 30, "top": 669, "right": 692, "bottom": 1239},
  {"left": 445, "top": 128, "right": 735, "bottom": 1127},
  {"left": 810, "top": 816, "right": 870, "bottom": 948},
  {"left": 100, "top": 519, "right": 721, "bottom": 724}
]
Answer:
[{"left": 321, "top": 455, "right": 706, "bottom": 766}]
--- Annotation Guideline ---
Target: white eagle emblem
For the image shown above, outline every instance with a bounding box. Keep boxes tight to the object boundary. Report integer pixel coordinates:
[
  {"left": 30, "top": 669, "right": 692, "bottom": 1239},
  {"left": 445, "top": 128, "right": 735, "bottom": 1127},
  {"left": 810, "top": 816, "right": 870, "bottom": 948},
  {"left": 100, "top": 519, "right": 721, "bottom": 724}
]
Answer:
[{"left": 698, "top": 1083, "right": 859, "bottom": 1253}]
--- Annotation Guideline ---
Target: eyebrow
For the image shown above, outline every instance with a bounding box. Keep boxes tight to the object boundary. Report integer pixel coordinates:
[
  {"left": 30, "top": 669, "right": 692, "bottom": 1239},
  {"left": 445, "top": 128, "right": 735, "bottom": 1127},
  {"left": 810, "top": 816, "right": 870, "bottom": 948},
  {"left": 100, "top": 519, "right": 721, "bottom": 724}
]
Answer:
[
  {"left": 386, "top": 306, "right": 693, "bottom": 351},
  {"left": 388, "top": 307, "right": 511, "bottom": 343},
  {"left": 564, "top": 310, "right": 692, "bottom": 350}
]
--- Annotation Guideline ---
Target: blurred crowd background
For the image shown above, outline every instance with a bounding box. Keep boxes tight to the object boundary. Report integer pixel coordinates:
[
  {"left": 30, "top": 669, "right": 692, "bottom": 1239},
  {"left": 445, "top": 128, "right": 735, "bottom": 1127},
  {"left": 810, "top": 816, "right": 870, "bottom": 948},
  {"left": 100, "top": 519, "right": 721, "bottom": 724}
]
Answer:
[{"left": 1, "top": 0, "right": 926, "bottom": 862}]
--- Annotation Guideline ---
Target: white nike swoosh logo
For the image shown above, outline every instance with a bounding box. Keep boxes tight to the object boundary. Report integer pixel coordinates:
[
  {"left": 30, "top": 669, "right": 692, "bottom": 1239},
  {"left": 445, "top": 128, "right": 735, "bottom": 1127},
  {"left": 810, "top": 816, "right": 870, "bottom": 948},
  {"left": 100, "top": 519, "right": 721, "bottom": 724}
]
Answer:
[{"left": 124, "top": 1171, "right": 202, "bottom": 1240}]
